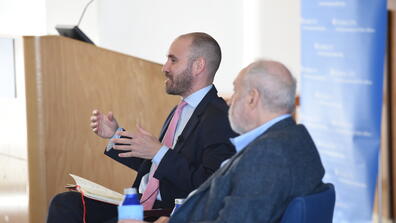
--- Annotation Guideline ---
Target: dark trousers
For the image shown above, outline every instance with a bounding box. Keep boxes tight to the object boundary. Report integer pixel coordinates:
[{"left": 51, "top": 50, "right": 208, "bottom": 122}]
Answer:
[{"left": 47, "top": 191, "right": 118, "bottom": 223}]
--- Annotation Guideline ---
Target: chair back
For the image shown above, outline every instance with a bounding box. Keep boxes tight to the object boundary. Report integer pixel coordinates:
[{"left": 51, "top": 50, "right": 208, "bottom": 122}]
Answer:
[{"left": 280, "top": 183, "right": 335, "bottom": 223}]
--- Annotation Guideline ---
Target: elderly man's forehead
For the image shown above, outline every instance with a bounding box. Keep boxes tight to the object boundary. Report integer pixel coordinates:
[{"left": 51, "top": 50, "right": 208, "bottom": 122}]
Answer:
[
  {"left": 235, "top": 69, "right": 247, "bottom": 84},
  {"left": 246, "top": 60, "right": 292, "bottom": 79}
]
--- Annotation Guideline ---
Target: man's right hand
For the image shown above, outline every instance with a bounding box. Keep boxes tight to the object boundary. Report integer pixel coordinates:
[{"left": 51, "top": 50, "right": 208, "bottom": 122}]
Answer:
[{"left": 90, "top": 109, "right": 119, "bottom": 138}]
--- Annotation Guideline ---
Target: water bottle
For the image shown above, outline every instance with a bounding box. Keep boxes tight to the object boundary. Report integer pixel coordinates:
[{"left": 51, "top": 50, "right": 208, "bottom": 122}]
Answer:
[
  {"left": 170, "top": 198, "right": 185, "bottom": 216},
  {"left": 118, "top": 188, "right": 144, "bottom": 220}
]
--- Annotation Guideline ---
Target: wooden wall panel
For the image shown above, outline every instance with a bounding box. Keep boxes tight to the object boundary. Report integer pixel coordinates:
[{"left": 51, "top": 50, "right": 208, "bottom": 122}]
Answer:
[{"left": 24, "top": 36, "right": 179, "bottom": 223}]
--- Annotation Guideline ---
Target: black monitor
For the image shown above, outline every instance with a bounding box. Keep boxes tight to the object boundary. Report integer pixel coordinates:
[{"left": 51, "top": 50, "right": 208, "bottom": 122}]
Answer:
[{"left": 55, "top": 25, "right": 95, "bottom": 45}]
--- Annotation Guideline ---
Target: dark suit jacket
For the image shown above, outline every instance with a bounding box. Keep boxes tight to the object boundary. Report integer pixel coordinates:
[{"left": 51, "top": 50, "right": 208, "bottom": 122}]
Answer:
[
  {"left": 105, "top": 86, "right": 237, "bottom": 208},
  {"left": 170, "top": 117, "right": 325, "bottom": 223}
]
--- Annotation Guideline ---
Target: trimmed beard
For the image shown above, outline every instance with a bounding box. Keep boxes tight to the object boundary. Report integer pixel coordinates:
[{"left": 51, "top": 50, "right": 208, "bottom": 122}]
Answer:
[{"left": 165, "top": 64, "right": 193, "bottom": 96}]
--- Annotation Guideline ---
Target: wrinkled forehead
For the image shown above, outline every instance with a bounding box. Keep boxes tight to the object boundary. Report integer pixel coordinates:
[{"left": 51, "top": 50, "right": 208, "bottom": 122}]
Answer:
[{"left": 234, "top": 68, "right": 249, "bottom": 87}]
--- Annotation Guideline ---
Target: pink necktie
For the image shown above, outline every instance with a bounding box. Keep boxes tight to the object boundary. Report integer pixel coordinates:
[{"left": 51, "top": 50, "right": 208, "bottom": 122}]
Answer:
[{"left": 141, "top": 100, "right": 187, "bottom": 210}]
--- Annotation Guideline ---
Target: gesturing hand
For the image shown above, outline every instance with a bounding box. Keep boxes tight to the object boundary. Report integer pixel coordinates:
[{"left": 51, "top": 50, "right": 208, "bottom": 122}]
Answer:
[
  {"left": 90, "top": 109, "right": 119, "bottom": 138},
  {"left": 111, "top": 124, "right": 163, "bottom": 160}
]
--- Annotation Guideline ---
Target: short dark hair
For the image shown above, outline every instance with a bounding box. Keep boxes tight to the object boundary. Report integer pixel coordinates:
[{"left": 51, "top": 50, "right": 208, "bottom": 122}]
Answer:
[{"left": 180, "top": 32, "right": 222, "bottom": 80}]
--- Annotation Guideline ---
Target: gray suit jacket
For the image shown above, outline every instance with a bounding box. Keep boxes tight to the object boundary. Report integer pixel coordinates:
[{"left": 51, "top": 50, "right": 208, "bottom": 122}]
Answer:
[{"left": 169, "top": 117, "right": 325, "bottom": 223}]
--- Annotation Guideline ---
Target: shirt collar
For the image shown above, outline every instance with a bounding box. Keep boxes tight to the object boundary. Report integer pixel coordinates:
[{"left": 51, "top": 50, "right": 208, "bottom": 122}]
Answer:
[
  {"left": 230, "top": 114, "right": 291, "bottom": 153},
  {"left": 183, "top": 85, "right": 213, "bottom": 108}
]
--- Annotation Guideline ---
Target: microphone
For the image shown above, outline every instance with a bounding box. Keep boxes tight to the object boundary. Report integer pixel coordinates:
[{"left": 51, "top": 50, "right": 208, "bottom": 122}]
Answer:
[
  {"left": 77, "top": 0, "right": 95, "bottom": 26},
  {"left": 55, "top": 0, "right": 95, "bottom": 45},
  {"left": 177, "top": 135, "right": 184, "bottom": 144}
]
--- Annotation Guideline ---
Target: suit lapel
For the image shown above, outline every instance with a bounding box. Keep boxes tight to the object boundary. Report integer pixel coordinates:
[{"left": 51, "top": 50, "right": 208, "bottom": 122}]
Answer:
[
  {"left": 179, "top": 147, "right": 245, "bottom": 212},
  {"left": 173, "top": 115, "right": 199, "bottom": 153},
  {"left": 159, "top": 106, "right": 176, "bottom": 141},
  {"left": 173, "top": 87, "right": 219, "bottom": 153},
  {"left": 139, "top": 107, "right": 176, "bottom": 176},
  {"left": 189, "top": 146, "right": 247, "bottom": 199}
]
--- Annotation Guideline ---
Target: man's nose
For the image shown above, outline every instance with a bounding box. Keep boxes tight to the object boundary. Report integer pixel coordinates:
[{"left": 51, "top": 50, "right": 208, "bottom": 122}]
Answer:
[{"left": 162, "top": 62, "right": 170, "bottom": 73}]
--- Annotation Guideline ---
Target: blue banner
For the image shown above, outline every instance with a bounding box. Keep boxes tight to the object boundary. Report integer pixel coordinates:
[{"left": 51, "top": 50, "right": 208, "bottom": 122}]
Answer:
[{"left": 300, "top": 1, "right": 387, "bottom": 222}]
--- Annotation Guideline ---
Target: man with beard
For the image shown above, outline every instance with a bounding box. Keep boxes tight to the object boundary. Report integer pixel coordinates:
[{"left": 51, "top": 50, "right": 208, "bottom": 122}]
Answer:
[
  {"left": 120, "top": 59, "right": 326, "bottom": 223},
  {"left": 47, "top": 32, "right": 237, "bottom": 223}
]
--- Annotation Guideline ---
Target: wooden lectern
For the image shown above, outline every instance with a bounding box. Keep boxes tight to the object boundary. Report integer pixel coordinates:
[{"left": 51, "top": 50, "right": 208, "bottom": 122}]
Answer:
[{"left": 24, "top": 36, "right": 178, "bottom": 222}]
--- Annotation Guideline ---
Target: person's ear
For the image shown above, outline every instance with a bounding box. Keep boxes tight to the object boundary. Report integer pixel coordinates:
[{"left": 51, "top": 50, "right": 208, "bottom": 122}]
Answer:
[
  {"left": 192, "top": 57, "right": 205, "bottom": 75},
  {"left": 248, "top": 88, "right": 260, "bottom": 109}
]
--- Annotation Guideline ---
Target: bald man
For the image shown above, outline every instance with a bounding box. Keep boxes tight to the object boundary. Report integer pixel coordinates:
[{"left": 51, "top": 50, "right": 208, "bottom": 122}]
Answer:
[{"left": 122, "top": 59, "right": 325, "bottom": 223}]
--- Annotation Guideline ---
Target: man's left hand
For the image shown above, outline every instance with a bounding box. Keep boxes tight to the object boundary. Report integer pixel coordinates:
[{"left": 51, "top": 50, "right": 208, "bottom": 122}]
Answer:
[{"left": 111, "top": 124, "right": 162, "bottom": 159}]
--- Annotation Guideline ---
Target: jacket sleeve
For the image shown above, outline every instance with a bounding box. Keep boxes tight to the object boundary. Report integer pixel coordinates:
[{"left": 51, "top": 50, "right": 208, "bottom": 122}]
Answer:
[{"left": 104, "top": 146, "right": 145, "bottom": 171}]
